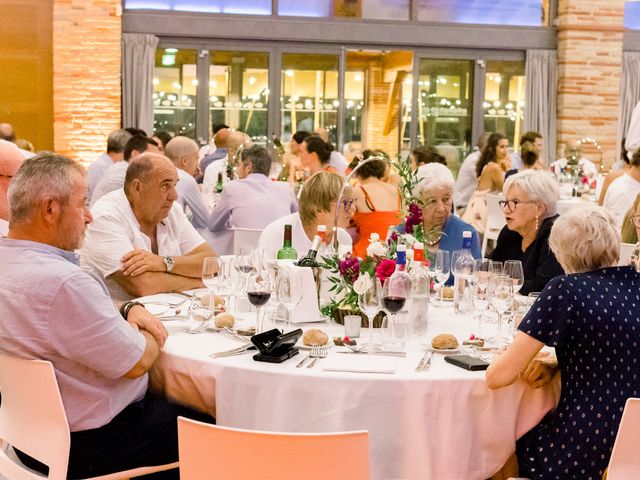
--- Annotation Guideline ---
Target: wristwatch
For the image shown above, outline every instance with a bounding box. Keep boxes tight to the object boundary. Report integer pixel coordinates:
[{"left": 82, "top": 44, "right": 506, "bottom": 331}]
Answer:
[{"left": 163, "top": 256, "right": 175, "bottom": 273}]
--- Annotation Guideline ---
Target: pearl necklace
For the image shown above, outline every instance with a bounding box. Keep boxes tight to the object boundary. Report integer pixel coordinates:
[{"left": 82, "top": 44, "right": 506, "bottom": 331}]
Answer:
[{"left": 425, "top": 233, "right": 443, "bottom": 246}]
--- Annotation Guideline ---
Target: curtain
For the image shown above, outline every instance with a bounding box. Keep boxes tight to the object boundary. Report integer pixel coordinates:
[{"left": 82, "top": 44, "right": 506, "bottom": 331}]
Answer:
[
  {"left": 524, "top": 49, "right": 557, "bottom": 164},
  {"left": 122, "top": 33, "right": 159, "bottom": 136},
  {"left": 617, "top": 51, "right": 640, "bottom": 158}
]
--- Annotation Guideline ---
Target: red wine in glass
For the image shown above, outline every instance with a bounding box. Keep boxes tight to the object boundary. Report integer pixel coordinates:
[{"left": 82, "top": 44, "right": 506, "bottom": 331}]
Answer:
[
  {"left": 248, "top": 291, "right": 271, "bottom": 307},
  {"left": 383, "top": 296, "right": 406, "bottom": 313}
]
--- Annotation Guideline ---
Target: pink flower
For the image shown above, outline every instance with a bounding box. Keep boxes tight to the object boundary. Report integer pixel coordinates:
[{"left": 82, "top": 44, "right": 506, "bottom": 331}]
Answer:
[
  {"left": 375, "top": 259, "right": 396, "bottom": 284},
  {"left": 338, "top": 256, "right": 360, "bottom": 284},
  {"left": 404, "top": 202, "right": 423, "bottom": 234}
]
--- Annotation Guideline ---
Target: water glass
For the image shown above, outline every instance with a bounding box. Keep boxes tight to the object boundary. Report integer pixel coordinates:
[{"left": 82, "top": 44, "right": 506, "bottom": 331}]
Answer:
[
  {"left": 186, "top": 292, "right": 214, "bottom": 334},
  {"left": 357, "top": 274, "right": 382, "bottom": 351},
  {"left": 276, "top": 268, "right": 302, "bottom": 332},
  {"left": 488, "top": 274, "right": 513, "bottom": 346},
  {"left": 430, "top": 249, "right": 451, "bottom": 306}
]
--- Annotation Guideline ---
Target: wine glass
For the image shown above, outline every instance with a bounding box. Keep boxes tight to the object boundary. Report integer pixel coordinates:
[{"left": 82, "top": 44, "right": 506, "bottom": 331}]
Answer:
[
  {"left": 276, "top": 268, "right": 302, "bottom": 332},
  {"left": 430, "top": 250, "right": 451, "bottom": 306},
  {"left": 381, "top": 274, "right": 411, "bottom": 351},
  {"left": 357, "top": 274, "right": 382, "bottom": 352},
  {"left": 235, "top": 246, "right": 256, "bottom": 292},
  {"left": 489, "top": 260, "right": 503, "bottom": 278},
  {"left": 186, "top": 292, "right": 214, "bottom": 334},
  {"left": 247, "top": 271, "right": 271, "bottom": 333},
  {"left": 504, "top": 260, "right": 524, "bottom": 294},
  {"left": 488, "top": 274, "right": 513, "bottom": 347},
  {"left": 472, "top": 259, "right": 491, "bottom": 335},
  {"left": 202, "top": 257, "right": 220, "bottom": 304}
]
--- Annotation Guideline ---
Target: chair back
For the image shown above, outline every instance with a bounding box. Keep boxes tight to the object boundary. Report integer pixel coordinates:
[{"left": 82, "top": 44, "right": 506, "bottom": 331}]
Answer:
[
  {"left": 618, "top": 242, "right": 635, "bottom": 266},
  {"left": 482, "top": 193, "right": 506, "bottom": 257},
  {"left": 232, "top": 228, "right": 263, "bottom": 255},
  {"left": 178, "top": 417, "right": 370, "bottom": 480},
  {"left": 0, "top": 353, "right": 70, "bottom": 480},
  {"left": 606, "top": 398, "right": 640, "bottom": 479}
]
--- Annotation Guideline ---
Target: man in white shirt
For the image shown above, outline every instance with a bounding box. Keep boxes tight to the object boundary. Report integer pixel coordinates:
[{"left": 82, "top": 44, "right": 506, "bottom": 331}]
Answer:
[
  {"left": 87, "top": 129, "right": 132, "bottom": 200},
  {"left": 203, "top": 131, "right": 252, "bottom": 187},
  {"left": 453, "top": 132, "right": 491, "bottom": 210},
  {"left": 164, "top": 136, "right": 209, "bottom": 229},
  {"left": 603, "top": 155, "right": 640, "bottom": 228},
  {"left": 82, "top": 153, "right": 216, "bottom": 302},
  {"left": 91, "top": 135, "right": 159, "bottom": 207},
  {"left": 550, "top": 141, "right": 598, "bottom": 177},
  {"left": 0, "top": 141, "right": 24, "bottom": 236}
]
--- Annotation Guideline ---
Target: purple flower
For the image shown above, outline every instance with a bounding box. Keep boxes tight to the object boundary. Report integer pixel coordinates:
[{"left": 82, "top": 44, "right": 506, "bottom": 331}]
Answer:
[
  {"left": 338, "top": 256, "right": 361, "bottom": 284},
  {"left": 404, "top": 202, "right": 423, "bottom": 234},
  {"left": 375, "top": 259, "right": 396, "bottom": 284},
  {"left": 387, "top": 231, "right": 399, "bottom": 246}
]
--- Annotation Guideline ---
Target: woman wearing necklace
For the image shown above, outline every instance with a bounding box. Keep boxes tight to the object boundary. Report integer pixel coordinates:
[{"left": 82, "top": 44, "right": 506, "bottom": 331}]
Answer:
[
  {"left": 414, "top": 163, "right": 481, "bottom": 283},
  {"left": 490, "top": 170, "right": 565, "bottom": 295}
]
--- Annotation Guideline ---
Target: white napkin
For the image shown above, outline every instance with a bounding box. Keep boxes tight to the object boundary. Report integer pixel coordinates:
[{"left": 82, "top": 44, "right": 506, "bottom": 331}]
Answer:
[
  {"left": 321, "top": 353, "right": 397, "bottom": 374},
  {"left": 136, "top": 293, "right": 187, "bottom": 304},
  {"left": 276, "top": 261, "right": 322, "bottom": 323}
]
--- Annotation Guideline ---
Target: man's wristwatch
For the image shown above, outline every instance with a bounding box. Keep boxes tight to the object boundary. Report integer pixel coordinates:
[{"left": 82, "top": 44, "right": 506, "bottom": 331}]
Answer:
[{"left": 163, "top": 256, "right": 175, "bottom": 273}]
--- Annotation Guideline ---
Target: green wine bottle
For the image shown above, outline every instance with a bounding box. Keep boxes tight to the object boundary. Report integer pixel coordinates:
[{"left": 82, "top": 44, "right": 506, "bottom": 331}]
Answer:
[
  {"left": 215, "top": 172, "right": 224, "bottom": 193},
  {"left": 277, "top": 224, "right": 298, "bottom": 260}
]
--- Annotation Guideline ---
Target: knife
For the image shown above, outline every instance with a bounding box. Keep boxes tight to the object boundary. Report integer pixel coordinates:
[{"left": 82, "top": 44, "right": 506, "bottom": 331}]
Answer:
[{"left": 416, "top": 351, "right": 433, "bottom": 372}]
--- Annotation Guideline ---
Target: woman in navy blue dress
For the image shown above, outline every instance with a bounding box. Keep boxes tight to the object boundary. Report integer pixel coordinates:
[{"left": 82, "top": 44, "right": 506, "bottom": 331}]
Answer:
[{"left": 487, "top": 206, "right": 640, "bottom": 479}]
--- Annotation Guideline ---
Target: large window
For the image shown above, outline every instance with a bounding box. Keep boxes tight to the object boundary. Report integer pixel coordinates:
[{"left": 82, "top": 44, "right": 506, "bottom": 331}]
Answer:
[
  {"left": 279, "top": 0, "right": 409, "bottom": 20},
  {"left": 416, "top": 0, "right": 549, "bottom": 26},
  {"left": 153, "top": 48, "right": 197, "bottom": 138},
  {"left": 209, "top": 51, "right": 269, "bottom": 142},
  {"left": 125, "top": 0, "right": 271, "bottom": 15}
]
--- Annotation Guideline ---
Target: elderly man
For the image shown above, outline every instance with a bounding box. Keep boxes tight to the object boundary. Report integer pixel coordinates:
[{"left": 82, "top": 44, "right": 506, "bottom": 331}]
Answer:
[
  {"left": 0, "top": 141, "right": 23, "bottom": 236},
  {"left": 0, "top": 153, "right": 211, "bottom": 479},
  {"left": 164, "top": 136, "right": 209, "bottom": 229},
  {"left": 203, "top": 130, "right": 251, "bottom": 187},
  {"left": 82, "top": 153, "right": 215, "bottom": 301},
  {"left": 87, "top": 129, "right": 132, "bottom": 199},
  {"left": 208, "top": 145, "right": 298, "bottom": 254},
  {"left": 91, "top": 134, "right": 159, "bottom": 207}
]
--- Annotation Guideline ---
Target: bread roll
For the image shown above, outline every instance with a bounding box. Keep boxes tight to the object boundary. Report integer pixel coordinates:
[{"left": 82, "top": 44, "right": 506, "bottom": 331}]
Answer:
[
  {"left": 214, "top": 312, "right": 235, "bottom": 328},
  {"left": 303, "top": 329, "right": 328, "bottom": 346},
  {"left": 431, "top": 333, "right": 459, "bottom": 350}
]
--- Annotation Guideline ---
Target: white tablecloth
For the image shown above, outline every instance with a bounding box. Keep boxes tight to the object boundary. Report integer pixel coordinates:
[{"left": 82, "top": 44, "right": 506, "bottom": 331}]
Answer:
[
  {"left": 150, "top": 306, "right": 559, "bottom": 480},
  {"left": 557, "top": 196, "right": 596, "bottom": 215}
]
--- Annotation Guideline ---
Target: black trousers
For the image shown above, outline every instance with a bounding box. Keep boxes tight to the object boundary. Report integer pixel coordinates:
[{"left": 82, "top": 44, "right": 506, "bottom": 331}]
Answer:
[{"left": 16, "top": 391, "right": 214, "bottom": 479}]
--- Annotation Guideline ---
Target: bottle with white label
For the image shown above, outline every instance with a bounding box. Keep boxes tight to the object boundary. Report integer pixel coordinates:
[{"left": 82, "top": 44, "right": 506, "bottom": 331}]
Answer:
[
  {"left": 452, "top": 231, "right": 475, "bottom": 314},
  {"left": 382, "top": 245, "right": 412, "bottom": 350},
  {"left": 409, "top": 242, "right": 430, "bottom": 338}
]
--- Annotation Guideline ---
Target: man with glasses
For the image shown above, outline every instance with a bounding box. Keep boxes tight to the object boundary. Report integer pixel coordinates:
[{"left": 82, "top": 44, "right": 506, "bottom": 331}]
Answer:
[{"left": 0, "top": 141, "right": 24, "bottom": 236}]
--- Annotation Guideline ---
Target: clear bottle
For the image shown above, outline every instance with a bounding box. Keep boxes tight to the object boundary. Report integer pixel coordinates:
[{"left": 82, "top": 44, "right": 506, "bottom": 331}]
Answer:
[
  {"left": 316, "top": 224, "right": 327, "bottom": 247},
  {"left": 277, "top": 224, "right": 298, "bottom": 260},
  {"left": 215, "top": 172, "right": 224, "bottom": 194},
  {"left": 409, "top": 242, "right": 430, "bottom": 338},
  {"left": 297, "top": 235, "right": 322, "bottom": 267},
  {"left": 384, "top": 245, "right": 412, "bottom": 350},
  {"left": 452, "top": 231, "right": 475, "bottom": 314}
]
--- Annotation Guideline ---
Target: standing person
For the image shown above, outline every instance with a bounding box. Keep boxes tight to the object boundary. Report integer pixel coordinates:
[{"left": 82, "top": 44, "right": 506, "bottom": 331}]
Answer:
[
  {"left": 453, "top": 132, "right": 491, "bottom": 211},
  {"left": 0, "top": 153, "right": 212, "bottom": 479},
  {"left": 87, "top": 129, "right": 132, "bottom": 200}
]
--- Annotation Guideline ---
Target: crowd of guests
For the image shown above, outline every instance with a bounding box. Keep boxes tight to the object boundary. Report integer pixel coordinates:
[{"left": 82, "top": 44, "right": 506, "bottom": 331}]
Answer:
[{"left": 1, "top": 118, "right": 640, "bottom": 479}]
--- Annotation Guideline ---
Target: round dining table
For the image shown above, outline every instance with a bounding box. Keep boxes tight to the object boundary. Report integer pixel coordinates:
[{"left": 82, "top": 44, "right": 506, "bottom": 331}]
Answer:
[{"left": 150, "top": 302, "right": 560, "bottom": 480}]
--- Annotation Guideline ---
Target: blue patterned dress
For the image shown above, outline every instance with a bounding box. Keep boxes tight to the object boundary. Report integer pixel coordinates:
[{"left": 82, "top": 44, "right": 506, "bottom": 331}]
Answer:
[{"left": 517, "top": 266, "right": 640, "bottom": 479}]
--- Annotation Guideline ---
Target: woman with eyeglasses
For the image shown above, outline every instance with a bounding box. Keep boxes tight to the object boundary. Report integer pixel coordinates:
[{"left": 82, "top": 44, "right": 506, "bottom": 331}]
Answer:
[
  {"left": 258, "top": 171, "right": 355, "bottom": 260},
  {"left": 621, "top": 192, "right": 640, "bottom": 271},
  {"left": 490, "top": 170, "right": 564, "bottom": 295},
  {"left": 350, "top": 158, "right": 403, "bottom": 258}
]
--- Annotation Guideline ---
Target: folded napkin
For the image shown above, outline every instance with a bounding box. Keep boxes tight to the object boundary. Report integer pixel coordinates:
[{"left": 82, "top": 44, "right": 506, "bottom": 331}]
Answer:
[
  {"left": 321, "top": 353, "right": 397, "bottom": 374},
  {"left": 276, "top": 261, "right": 322, "bottom": 323}
]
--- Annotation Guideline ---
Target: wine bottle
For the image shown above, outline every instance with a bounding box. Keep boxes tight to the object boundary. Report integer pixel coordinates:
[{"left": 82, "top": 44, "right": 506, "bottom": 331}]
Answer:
[
  {"left": 384, "top": 245, "right": 412, "bottom": 350},
  {"left": 215, "top": 172, "right": 224, "bottom": 193},
  {"left": 297, "top": 235, "right": 322, "bottom": 267},
  {"left": 453, "top": 231, "right": 475, "bottom": 314},
  {"left": 277, "top": 224, "right": 298, "bottom": 260}
]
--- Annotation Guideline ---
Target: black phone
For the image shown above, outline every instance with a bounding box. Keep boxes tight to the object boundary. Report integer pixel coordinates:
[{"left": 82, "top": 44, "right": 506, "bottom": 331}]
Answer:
[
  {"left": 251, "top": 328, "right": 303, "bottom": 355},
  {"left": 444, "top": 354, "right": 490, "bottom": 371}
]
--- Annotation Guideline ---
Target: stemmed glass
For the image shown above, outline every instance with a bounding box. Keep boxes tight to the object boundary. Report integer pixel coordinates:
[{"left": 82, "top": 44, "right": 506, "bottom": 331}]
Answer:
[
  {"left": 276, "top": 268, "right": 302, "bottom": 332},
  {"left": 430, "top": 250, "right": 451, "bottom": 305},
  {"left": 202, "top": 256, "right": 220, "bottom": 303},
  {"left": 357, "top": 274, "right": 382, "bottom": 352},
  {"left": 247, "top": 271, "right": 271, "bottom": 333},
  {"left": 186, "top": 292, "right": 214, "bottom": 334},
  {"left": 235, "top": 246, "right": 256, "bottom": 293},
  {"left": 221, "top": 256, "right": 242, "bottom": 314},
  {"left": 504, "top": 260, "right": 524, "bottom": 294},
  {"left": 381, "top": 274, "right": 410, "bottom": 351},
  {"left": 472, "top": 259, "right": 491, "bottom": 336},
  {"left": 489, "top": 260, "right": 503, "bottom": 278},
  {"left": 488, "top": 274, "right": 513, "bottom": 347}
]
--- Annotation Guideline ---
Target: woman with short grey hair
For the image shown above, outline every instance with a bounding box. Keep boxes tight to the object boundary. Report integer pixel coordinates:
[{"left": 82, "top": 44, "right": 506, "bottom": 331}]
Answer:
[{"left": 490, "top": 169, "right": 564, "bottom": 294}]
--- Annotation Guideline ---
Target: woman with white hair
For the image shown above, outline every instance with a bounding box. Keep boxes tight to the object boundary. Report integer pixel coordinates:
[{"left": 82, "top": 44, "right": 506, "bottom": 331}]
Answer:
[
  {"left": 414, "top": 162, "right": 481, "bottom": 266},
  {"left": 490, "top": 170, "right": 564, "bottom": 295},
  {"left": 487, "top": 206, "right": 640, "bottom": 479}
]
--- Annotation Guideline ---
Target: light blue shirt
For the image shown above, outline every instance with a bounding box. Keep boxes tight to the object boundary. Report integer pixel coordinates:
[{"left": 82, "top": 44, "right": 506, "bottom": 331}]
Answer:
[
  {"left": 176, "top": 168, "right": 209, "bottom": 229},
  {"left": 91, "top": 161, "right": 128, "bottom": 207},
  {"left": 87, "top": 153, "right": 114, "bottom": 200},
  {"left": 0, "top": 238, "right": 147, "bottom": 431}
]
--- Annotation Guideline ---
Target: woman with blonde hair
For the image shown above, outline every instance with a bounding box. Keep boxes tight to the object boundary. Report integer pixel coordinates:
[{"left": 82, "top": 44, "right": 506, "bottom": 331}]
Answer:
[
  {"left": 487, "top": 206, "right": 640, "bottom": 479},
  {"left": 622, "top": 192, "right": 640, "bottom": 271}
]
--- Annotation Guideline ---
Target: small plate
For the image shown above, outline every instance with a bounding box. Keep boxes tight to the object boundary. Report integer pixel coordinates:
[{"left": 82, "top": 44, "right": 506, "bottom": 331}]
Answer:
[
  {"left": 428, "top": 347, "right": 460, "bottom": 354},
  {"left": 296, "top": 340, "right": 333, "bottom": 351}
]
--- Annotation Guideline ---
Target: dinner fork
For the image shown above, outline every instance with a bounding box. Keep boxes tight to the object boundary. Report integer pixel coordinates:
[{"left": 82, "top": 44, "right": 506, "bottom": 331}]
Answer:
[{"left": 306, "top": 346, "right": 327, "bottom": 369}]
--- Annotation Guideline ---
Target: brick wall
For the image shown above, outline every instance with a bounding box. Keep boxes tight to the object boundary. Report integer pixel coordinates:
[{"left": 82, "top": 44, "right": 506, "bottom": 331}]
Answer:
[
  {"left": 53, "top": 0, "right": 122, "bottom": 164},
  {"left": 556, "top": 0, "right": 625, "bottom": 167}
]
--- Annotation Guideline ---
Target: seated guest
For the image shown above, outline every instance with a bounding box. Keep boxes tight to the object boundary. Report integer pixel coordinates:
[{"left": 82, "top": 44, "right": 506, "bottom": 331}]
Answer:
[
  {"left": 598, "top": 138, "right": 629, "bottom": 205},
  {"left": 198, "top": 124, "right": 230, "bottom": 183},
  {"left": 91, "top": 134, "right": 159, "bottom": 207},
  {"left": 285, "top": 130, "right": 312, "bottom": 183},
  {"left": 87, "top": 129, "right": 132, "bottom": 200},
  {"left": 351, "top": 157, "right": 402, "bottom": 258},
  {"left": 0, "top": 153, "right": 211, "bottom": 479},
  {"left": 505, "top": 139, "right": 543, "bottom": 179},
  {"left": 0, "top": 141, "right": 24, "bottom": 236},
  {"left": 603, "top": 149, "right": 640, "bottom": 228},
  {"left": 82, "top": 153, "right": 215, "bottom": 301},
  {"left": 622, "top": 193, "right": 640, "bottom": 272},
  {"left": 410, "top": 145, "right": 447, "bottom": 171},
  {"left": 486, "top": 206, "right": 639, "bottom": 480},
  {"left": 164, "top": 136, "right": 209, "bottom": 229},
  {"left": 314, "top": 127, "right": 348, "bottom": 175},
  {"left": 203, "top": 130, "right": 252, "bottom": 187},
  {"left": 299, "top": 135, "right": 338, "bottom": 175},
  {"left": 453, "top": 132, "right": 491, "bottom": 210},
  {"left": 153, "top": 130, "right": 172, "bottom": 153},
  {"left": 491, "top": 170, "right": 564, "bottom": 295},
  {"left": 258, "top": 171, "right": 354, "bottom": 259},
  {"left": 510, "top": 131, "right": 543, "bottom": 171},
  {"left": 413, "top": 165, "right": 481, "bottom": 283},
  {"left": 551, "top": 140, "right": 598, "bottom": 177}
]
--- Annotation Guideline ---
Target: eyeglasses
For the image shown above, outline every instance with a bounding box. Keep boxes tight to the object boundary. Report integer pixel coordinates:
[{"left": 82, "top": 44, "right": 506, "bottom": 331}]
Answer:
[
  {"left": 340, "top": 198, "right": 356, "bottom": 212},
  {"left": 630, "top": 215, "right": 640, "bottom": 228},
  {"left": 498, "top": 199, "right": 536, "bottom": 213}
]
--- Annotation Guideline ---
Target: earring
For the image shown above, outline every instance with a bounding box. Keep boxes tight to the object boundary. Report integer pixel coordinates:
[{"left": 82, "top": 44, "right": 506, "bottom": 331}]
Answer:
[{"left": 535, "top": 215, "right": 539, "bottom": 231}]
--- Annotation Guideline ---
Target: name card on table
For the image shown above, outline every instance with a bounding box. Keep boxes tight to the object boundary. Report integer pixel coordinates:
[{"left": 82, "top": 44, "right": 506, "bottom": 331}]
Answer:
[{"left": 275, "top": 261, "right": 323, "bottom": 323}]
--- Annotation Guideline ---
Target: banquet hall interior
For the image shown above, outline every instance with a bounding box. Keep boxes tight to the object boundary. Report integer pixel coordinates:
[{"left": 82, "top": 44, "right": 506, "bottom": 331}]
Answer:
[{"left": 2, "top": 0, "right": 640, "bottom": 479}]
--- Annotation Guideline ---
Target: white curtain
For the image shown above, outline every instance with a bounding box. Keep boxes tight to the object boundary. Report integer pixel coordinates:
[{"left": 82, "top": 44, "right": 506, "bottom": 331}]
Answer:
[
  {"left": 122, "top": 33, "right": 159, "bottom": 135},
  {"left": 617, "top": 51, "right": 640, "bottom": 158},
  {"left": 524, "top": 49, "right": 557, "bottom": 163}
]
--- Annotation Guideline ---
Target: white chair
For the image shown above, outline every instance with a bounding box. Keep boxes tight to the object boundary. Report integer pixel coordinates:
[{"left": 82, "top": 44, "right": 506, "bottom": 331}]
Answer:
[
  {"left": 606, "top": 398, "right": 640, "bottom": 479},
  {"left": 0, "top": 353, "right": 178, "bottom": 480},
  {"left": 618, "top": 242, "right": 635, "bottom": 266},
  {"left": 482, "top": 193, "right": 506, "bottom": 257},
  {"left": 177, "top": 417, "right": 370, "bottom": 480},
  {"left": 232, "top": 227, "right": 263, "bottom": 255}
]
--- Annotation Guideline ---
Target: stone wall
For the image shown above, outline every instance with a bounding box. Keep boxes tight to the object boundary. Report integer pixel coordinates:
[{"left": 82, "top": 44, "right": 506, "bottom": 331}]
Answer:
[{"left": 53, "top": 0, "right": 122, "bottom": 164}]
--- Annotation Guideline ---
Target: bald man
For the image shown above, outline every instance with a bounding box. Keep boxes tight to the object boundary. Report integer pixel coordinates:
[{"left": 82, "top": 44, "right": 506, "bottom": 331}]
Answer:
[
  {"left": 202, "top": 131, "right": 252, "bottom": 186},
  {"left": 0, "top": 141, "right": 24, "bottom": 236},
  {"left": 164, "top": 136, "right": 209, "bottom": 229},
  {"left": 197, "top": 126, "right": 231, "bottom": 183},
  {"left": 81, "top": 152, "right": 215, "bottom": 302}
]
